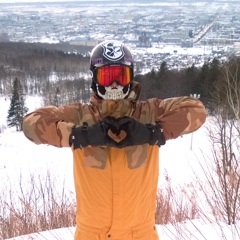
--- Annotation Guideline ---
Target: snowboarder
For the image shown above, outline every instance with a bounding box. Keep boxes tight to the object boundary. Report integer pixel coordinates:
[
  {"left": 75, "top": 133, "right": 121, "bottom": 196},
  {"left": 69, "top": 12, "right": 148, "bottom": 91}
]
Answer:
[{"left": 23, "top": 40, "right": 207, "bottom": 240}]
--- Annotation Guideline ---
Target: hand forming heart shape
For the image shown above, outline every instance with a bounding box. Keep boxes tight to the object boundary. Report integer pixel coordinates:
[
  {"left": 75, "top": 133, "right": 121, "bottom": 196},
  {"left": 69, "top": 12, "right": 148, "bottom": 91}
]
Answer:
[{"left": 102, "top": 116, "right": 132, "bottom": 136}]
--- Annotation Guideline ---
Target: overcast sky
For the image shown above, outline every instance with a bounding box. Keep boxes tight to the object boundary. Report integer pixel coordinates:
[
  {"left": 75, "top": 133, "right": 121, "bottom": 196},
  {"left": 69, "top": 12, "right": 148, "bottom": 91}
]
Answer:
[
  {"left": 0, "top": 0, "right": 82, "bottom": 3},
  {"left": 0, "top": 0, "right": 117, "bottom": 3},
  {"left": 0, "top": 0, "right": 59, "bottom": 2}
]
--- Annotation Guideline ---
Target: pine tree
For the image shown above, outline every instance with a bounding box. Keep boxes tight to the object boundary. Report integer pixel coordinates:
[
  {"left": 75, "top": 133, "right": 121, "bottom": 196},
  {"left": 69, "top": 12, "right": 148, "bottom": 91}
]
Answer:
[{"left": 7, "top": 77, "right": 28, "bottom": 131}]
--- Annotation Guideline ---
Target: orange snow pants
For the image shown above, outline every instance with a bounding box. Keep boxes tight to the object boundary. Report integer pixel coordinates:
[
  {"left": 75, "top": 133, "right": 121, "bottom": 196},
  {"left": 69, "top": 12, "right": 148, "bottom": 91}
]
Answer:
[{"left": 74, "top": 221, "right": 159, "bottom": 240}]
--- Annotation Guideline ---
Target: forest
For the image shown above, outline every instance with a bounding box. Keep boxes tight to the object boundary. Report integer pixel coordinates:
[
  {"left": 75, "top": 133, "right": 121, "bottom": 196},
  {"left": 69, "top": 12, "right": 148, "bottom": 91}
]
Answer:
[{"left": 1, "top": 42, "right": 240, "bottom": 118}]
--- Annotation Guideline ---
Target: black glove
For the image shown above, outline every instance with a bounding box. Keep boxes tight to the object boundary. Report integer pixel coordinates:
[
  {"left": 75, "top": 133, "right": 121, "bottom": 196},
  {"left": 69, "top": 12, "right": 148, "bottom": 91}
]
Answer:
[
  {"left": 69, "top": 117, "right": 118, "bottom": 150},
  {"left": 116, "top": 117, "right": 166, "bottom": 148}
]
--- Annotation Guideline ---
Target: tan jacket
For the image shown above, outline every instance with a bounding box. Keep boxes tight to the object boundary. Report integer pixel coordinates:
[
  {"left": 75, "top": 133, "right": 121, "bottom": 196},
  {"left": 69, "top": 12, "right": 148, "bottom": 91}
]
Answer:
[{"left": 23, "top": 82, "right": 206, "bottom": 239}]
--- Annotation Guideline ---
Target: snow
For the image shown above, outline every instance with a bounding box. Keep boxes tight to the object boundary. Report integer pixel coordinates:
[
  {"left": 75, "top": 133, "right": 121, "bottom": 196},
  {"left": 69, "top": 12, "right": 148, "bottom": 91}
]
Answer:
[
  {"left": 4, "top": 221, "right": 240, "bottom": 240},
  {"left": 0, "top": 96, "right": 239, "bottom": 240},
  {"left": 6, "top": 228, "right": 75, "bottom": 240}
]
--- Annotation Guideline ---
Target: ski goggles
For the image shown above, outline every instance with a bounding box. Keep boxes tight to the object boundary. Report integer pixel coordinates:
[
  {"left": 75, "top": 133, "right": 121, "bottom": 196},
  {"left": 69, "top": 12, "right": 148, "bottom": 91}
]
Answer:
[{"left": 94, "top": 65, "right": 132, "bottom": 87}]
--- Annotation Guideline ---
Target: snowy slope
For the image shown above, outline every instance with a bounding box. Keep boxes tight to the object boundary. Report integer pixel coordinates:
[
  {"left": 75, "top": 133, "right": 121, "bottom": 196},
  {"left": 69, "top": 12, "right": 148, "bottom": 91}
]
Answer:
[{"left": 5, "top": 221, "right": 239, "bottom": 240}]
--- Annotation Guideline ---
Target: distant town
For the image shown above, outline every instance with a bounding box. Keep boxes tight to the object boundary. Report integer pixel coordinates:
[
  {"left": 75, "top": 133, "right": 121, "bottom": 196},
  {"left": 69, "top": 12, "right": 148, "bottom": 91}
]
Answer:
[{"left": 0, "top": 0, "right": 240, "bottom": 71}]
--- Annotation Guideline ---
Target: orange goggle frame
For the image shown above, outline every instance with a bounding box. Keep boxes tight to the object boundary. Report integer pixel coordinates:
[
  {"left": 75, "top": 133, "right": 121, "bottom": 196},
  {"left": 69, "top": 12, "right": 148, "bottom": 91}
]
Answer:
[{"left": 94, "top": 65, "right": 132, "bottom": 87}]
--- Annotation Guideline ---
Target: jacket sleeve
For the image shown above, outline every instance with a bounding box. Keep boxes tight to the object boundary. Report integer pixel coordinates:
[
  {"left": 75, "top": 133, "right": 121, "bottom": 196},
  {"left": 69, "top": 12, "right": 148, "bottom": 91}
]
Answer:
[
  {"left": 156, "top": 96, "right": 207, "bottom": 140},
  {"left": 22, "top": 103, "right": 81, "bottom": 147}
]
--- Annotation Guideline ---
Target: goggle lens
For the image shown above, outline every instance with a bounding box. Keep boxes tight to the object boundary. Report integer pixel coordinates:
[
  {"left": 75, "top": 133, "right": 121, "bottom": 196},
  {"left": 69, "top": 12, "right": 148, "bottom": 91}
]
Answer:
[{"left": 96, "top": 65, "right": 132, "bottom": 87}]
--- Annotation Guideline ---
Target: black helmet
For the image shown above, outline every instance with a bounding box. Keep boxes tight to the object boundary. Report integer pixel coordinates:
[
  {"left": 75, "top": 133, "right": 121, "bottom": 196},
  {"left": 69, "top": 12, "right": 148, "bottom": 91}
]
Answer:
[
  {"left": 90, "top": 40, "right": 134, "bottom": 100},
  {"left": 90, "top": 40, "right": 134, "bottom": 72}
]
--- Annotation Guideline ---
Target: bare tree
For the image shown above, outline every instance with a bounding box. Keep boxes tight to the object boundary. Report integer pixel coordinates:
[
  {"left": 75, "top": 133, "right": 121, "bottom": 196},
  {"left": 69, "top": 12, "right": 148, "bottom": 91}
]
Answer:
[
  {"left": 198, "top": 57, "right": 240, "bottom": 227},
  {"left": 221, "top": 57, "right": 240, "bottom": 120},
  {"left": 204, "top": 116, "right": 240, "bottom": 225}
]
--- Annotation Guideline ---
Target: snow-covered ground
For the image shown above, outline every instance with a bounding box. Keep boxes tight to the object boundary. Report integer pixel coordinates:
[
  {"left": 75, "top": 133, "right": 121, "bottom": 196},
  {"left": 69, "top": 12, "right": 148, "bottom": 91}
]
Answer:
[
  {"left": 4, "top": 221, "right": 240, "bottom": 240},
  {"left": 0, "top": 96, "right": 239, "bottom": 240}
]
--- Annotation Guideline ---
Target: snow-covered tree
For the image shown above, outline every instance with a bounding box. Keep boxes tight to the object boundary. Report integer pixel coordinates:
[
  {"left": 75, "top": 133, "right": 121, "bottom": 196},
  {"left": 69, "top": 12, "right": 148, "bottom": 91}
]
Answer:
[{"left": 7, "top": 77, "right": 28, "bottom": 131}]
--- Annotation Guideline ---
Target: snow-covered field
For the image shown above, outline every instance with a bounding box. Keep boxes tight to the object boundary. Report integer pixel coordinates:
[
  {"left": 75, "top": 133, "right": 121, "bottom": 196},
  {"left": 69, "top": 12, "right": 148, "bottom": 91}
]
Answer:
[{"left": 0, "top": 96, "right": 239, "bottom": 240}]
